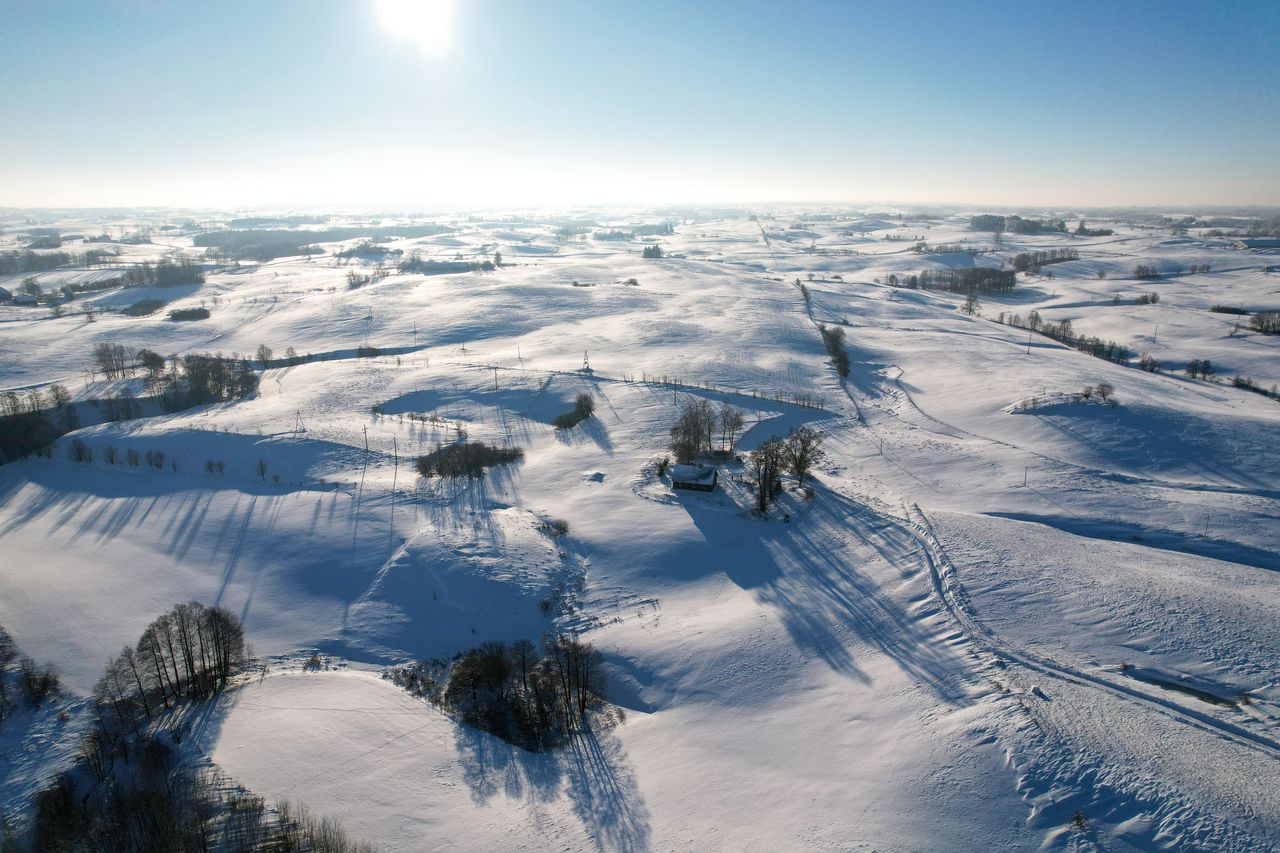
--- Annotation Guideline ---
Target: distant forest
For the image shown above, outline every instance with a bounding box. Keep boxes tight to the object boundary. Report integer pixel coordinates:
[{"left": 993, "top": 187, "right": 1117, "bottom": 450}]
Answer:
[
  {"left": 193, "top": 224, "right": 454, "bottom": 260},
  {"left": 970, "top": 214, "right": 1068, "bottom": 235},
  {"left": 0, "top": 249, "right": 117, "bottom": 275}
]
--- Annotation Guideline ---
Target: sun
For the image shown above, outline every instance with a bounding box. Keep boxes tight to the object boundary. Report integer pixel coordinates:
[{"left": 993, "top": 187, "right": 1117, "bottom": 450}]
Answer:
[{"left": 374, "top": 0, "right": 455, "bottom": 58}]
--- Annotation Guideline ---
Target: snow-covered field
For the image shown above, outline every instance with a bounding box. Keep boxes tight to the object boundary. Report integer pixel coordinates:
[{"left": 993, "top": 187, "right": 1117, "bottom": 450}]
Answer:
[{"left": 2, "top": 209, "right": 1279, "bottom": 850}]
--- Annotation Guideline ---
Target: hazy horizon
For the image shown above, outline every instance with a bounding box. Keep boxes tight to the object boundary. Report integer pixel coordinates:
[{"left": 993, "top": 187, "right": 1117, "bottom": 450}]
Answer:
[{"left": 4, "top": 0, "right": 1279, "bottom": 209}]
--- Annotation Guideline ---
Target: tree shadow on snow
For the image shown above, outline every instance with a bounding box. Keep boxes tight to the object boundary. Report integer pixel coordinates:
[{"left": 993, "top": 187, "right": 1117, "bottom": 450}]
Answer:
[
  {"left": 680, "top": 484, "right": 976, "bottom": 704},
  {"left": 453, "top": 722, "right": 651, "bottom": 852}
]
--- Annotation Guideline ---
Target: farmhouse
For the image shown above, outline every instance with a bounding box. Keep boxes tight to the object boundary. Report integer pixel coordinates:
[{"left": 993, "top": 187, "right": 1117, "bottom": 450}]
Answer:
[{"left": 670, "top": 464, "right": 717, "bottom": 492}]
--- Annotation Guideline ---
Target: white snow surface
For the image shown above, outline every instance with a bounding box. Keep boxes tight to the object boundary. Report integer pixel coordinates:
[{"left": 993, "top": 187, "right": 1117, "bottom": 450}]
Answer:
[{"left": 2, "top": 210, "right": 1279, "bottom": 850}]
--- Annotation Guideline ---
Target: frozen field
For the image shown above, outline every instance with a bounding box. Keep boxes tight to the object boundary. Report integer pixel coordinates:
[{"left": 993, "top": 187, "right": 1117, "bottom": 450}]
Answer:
[{"left": 2, "top": 209, "right": 1278, "bottom": 850}]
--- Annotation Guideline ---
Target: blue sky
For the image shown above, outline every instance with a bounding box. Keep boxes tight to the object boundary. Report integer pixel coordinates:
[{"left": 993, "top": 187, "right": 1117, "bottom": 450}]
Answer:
[{"left": 3, "top": 0, "right": 1278, "bottom": 208}]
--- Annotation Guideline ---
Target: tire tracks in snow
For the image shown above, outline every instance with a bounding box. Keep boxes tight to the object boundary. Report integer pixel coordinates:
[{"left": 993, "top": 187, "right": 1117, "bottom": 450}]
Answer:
[{"left": 898, "top": 502, "right": 1280, "bottom": 763}]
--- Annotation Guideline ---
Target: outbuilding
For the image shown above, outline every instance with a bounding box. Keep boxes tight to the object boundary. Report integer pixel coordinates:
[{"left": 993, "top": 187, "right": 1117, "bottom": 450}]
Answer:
[{"left": 670, "top": 464, "right": 718, "bottom": 492}]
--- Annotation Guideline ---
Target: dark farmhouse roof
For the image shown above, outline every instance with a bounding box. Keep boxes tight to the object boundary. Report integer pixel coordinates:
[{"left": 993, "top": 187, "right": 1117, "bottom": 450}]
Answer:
[{"left": 670, "top": 464, "right": 717, "bottom": 491}]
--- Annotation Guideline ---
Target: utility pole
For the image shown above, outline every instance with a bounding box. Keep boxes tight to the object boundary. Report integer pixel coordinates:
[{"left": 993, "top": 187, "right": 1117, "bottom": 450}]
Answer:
[
  {"left": 1023, "top": 465, "right": 1028, "bottom": 487},
  {"left": 1026, "top": 329, "right": 1033, "bottom": 355}
]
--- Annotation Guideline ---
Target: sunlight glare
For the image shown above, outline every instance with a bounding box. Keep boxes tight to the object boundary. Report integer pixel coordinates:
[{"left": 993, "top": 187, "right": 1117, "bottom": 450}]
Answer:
[{"left": 375, "top": 0, "right": 455, "bottom": 58}]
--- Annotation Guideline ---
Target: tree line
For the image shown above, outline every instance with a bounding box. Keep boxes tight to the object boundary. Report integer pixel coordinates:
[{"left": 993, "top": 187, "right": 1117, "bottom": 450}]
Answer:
[
  {"left": 996, "top": 310, "right": 1132, "bottom": 363},
  {"left": 896, "top": 268, "right": 1017, "bottom": 294},
  {"left": 818, "top": 324, "right": 851, "bottom": 377},
  {"left": 1012, "top": 248, "right": 1079, "bottom": 273},
  {"left": 0, "top": 248, "right": 117, "bottom": 275}
]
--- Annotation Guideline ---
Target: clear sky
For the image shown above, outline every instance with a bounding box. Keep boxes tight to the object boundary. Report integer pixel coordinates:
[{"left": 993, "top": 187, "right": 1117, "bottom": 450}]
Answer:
[{"left": 3, "top": 0, "right": 1278, "bottom": 209}]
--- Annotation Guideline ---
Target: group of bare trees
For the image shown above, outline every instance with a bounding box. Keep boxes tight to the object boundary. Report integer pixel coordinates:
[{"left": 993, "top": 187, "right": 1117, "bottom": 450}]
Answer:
[
  {"left": 669, "top": 397, "right": 744, "bottom": 463},
  {"left": 747, "top": 426, "right": 825, "bottom": 513},
  {"left": 416, "top": 441, "right": 524, "bottom": 478},
  {"left": 93, "top": 602, "right": 245, "bottom": 737},
  {"left": 1012, "top": 248, "right": 1079, "bottom": 273},
  {"left": 1251, "top": 311, "right": 1280, "bottom": 334},
  {"left": 1187, "top": 359, "right": 1216, "bottom": 379},
  {"left": 0, "top": 384, "right": 78, "bottom": 463},
  {"left": 0, "top": 626, "right": 61, "bottom": 721},
  {"left": 390, "top": 633, "right": 608, "bottom": 751}
]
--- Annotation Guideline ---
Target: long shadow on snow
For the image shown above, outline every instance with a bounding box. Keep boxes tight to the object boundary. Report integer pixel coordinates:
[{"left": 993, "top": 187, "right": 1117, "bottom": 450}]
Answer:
[
  {"left": 988, "top": 511, "right": 1280, "bottom": 573},
  {"left": 419, "top": 460, "right": 521, "bottom": 550},
  {"left": 454, "top": 723, "right": 652, "bottom": 852},
  {"left": 0, "top": 463, "right": 384, "bottom": 631},
  {"left": 679, "top": 485, "right": 974, "bottom": 704}
]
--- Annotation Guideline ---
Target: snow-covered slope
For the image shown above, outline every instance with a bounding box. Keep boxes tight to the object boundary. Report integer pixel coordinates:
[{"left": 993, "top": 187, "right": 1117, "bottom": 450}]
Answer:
[{"left": 2, "top": 209, "right": 1278, "bottom": 850}]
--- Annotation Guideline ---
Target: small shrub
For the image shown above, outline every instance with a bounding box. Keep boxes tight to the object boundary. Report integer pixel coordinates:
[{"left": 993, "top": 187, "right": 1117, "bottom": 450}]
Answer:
[
  {"left": 541, "top": 518, "right": 569, "bottom": 538},
  {"left": 168, "top": 307, "right": 210, "bottom": 321},
  {"left": 355, "top": 345, "right": 381, "bottom": 358},
  {"left": 552, "top": 393, "right": 595, "bottom": 429}
]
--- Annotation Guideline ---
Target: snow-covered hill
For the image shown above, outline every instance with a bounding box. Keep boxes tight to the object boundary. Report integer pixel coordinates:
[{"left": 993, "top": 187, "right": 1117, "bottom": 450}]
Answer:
[{"left": 2, "top": 209, "right": 1278, "bottom": 850}]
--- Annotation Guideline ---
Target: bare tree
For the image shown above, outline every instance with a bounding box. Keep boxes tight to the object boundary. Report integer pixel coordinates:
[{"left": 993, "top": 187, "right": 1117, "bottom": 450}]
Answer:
[
  {"left": 670, "top": 396, "right": 715, "bottom": 463},
  {"left": 785, "top": 427, "right": 825, "bottom": 488},
  {"left": 718, "top": 401, "right": 744, "bottom": 451},
  {"left": 747, "top": 437, "right": 786, "bottom": 513}
]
